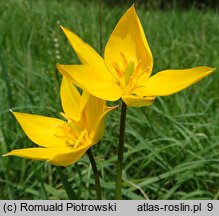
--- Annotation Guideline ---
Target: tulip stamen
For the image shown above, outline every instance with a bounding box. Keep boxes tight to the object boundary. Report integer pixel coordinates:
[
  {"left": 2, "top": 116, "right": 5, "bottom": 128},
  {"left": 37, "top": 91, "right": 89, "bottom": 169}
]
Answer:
[
  {"left": 126, "top": 65, "right": 151, "bottom": 94},
  {"left": 112, "top": 62, "right": 126, "bottom": 90},
  {"left": 112, "top": 62, "right": 123, "bottom": 78},
  {"left": 73, "top": 130, "right": 87, "bottom": 149},
  {"left": 120, "top": 52, "right": 128, "bottom": 70}
]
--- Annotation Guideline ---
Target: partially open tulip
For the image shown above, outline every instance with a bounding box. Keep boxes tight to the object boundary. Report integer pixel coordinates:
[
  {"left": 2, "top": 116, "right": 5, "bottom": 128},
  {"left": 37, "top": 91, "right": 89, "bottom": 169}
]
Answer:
[{"left": 4, "top": 77, "right": 116, "bottom": 166}]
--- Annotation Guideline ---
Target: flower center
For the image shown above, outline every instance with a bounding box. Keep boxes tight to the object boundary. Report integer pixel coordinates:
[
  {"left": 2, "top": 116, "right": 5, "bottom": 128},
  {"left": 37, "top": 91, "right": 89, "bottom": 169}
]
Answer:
[
  {"left": 63, "top": 120, "right": 89, "bottom": 149},
  {"left": 57, "top": 113, "right": 90, "bottom": 149},
  {"left": 111, "top": 53, "right": 150, "bottom": 95}
]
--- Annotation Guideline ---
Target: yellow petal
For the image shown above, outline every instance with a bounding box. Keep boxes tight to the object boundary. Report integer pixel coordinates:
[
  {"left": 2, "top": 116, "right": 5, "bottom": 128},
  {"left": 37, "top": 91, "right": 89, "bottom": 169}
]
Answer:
[
  {"left": 49, "top": 144, "right": 91, "bottom": 166},
  {"left": 81, "top": 92, "right": 118, "bottom": 144},
  {"left": 60, "top": 77, "right": 81, "bottom": 121},
  {"left": 84, "top": 95, "right": 105, "bottom": 139},
  {"left": 4, "top": 144, "right": 92, "bottom": 167},
  {"left": 60, "top": 25, "right": 103, "bottom": 66},
  {"left": 122, "top": 95, "right": 155, "bottom": 107},
  {"left": 80, "top": 90, "right": 90, "bottom": 114},
  {"left": 91, "top": 105, "right": 119, "bottom": 144},
  {"left": 12, "top": 112, "right": 67, "bottom": 148},
  {"left": 104, "top": 5, "right": 153, "bottom": 78},
  {"left": 3, "top": 147, "right": 72, "bottom": 161},
  {"left": 134, "top": 66, "right": 215, "bottom": 96},
  {"left": 57, "top": 64, "right": 122, "bottom": 101}
]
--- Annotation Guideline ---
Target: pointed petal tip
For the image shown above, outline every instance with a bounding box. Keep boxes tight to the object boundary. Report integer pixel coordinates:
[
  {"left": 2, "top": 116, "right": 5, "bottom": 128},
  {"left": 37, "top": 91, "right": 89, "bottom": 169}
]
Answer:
[
  {"left": 2, "top": 151, "right": 13, "bottom": 157},
  {"left": 56, "top": 63, "right": 61, "bottom": 69},
  {"left": 60, "top": 25, "right": 67, "bottom": 32},
  {"left": 131, "top": 3, "right": 135, "bottom": 8},
  {"left": 10, "top": 110, "right": 19, "bottom": 117},
  {"left": 212, "top": 67, "right": 216, "bottom": 72},
  {"left": 127, "top": 4, "right": 136, "bottom": 14},
  {"left": 11, "top": 111, "right": 21, "bottom": 117},
  {"left": 106, "top": 104, "right": 119, "bottom": 111},
  {"left": 56, "top": 64, "right": 74, "bottom": 82},
  {"left": 199, "top": 66, "right": 216, "bottom": 74},
  {"left": 56, "top": 64, "right": 64, "bottom": 75},
  {"left": 57, "top": 64, "right": 66, "bottom": 76}
]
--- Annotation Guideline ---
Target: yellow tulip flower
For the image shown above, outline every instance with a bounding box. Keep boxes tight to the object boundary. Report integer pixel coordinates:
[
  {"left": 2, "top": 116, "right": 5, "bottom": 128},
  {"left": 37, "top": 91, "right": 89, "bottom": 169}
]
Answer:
[
  {"left": 4, "top": 78, "right": 116, "bottom": 166},
  {"left": 57, "top": 5, "right": 215, "bottom": 107}
]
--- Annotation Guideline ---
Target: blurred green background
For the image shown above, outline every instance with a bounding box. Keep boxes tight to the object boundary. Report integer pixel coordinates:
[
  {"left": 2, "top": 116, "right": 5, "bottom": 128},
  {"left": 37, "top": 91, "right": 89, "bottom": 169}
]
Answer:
[{"left": 0, "top": 0, "right": 219, "bottom": 199}]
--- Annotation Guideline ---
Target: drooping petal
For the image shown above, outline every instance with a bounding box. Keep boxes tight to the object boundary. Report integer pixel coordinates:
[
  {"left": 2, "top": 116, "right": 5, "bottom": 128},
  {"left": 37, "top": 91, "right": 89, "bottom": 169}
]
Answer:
[
  {"left": 12, "top": 112, "right": 68, "bottom": 148},
  {"left": 81, "top": 92, "right": 118, "bottom": 144},
  {"left": 60, "top": 26, "right": 103, "bottom": 66},
  {"left": 49, "top": 143, "right": 91, "bottom": 166},
  {"left": 3, "top": 147, "right": 72, "bottom": 162},
  {"left": 57, "top": 64, "right": 122, "bottom": 101},
  {"left": 104, "top": 5, "right": 153, "bottom": 78},
  {"left": 90, "top": 105, "right": 119, "bottom": 145},
  {"left": 80, "top": 90, "right": 90, "bottom": 114},
  {"left": 122, "top": 95, "right": 155, "bottom": 107},
  {"left": 60, "top": 77, "right": 81, "bottom": 121},
  {"left": 134, "top": 66, "right": 215, "bottom": 97},
  {"left": 83, "top": 95, "right": 105, "bottom": 138}
]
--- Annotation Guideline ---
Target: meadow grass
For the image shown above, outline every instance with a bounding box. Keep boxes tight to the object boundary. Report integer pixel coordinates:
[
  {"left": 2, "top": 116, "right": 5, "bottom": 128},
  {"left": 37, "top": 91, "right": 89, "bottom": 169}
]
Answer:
[{"left": 0, "top": 0, "right": 219, "bottom": 199}]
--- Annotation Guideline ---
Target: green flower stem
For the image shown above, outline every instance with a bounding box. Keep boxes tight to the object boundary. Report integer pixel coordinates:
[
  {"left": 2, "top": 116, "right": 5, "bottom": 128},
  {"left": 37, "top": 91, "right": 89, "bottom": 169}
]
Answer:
[
  {"left": 56, "top": 166, "right": 78, "bottom": 199},
  {"left": 115, "top": 101, "right": 127, "bottom": 199},
  {"left": 87, "top": 148, "right": 102, "bottom": 199}
]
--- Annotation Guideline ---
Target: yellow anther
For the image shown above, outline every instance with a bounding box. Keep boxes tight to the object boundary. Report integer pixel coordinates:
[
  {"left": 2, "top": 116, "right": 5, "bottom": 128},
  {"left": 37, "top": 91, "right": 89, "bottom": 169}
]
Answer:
[
  {"left": 73, "top": 130, "right": 87, "bottom": 149},
  {"left": 112, "top": 62, "right": 123, "bottom": 78},
  {"left": 66, "top": 138, "right": 75, "bottom": 146},
  {"left": 125, "top": 62, "right": 151, "bottom": 95},
  {"left": 63, "top": 124, "right": 75, "bottom": 139},
  {"left": 132, "top": 60, "right": 142, "bottom": 77},
  {"left": 120, "top": 52, "right": 128, "bottom": 69}
]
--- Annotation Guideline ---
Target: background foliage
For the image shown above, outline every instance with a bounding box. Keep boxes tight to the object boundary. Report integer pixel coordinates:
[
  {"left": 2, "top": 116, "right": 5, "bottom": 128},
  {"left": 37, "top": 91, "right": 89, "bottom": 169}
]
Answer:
[
  {"left": 0, "top": 0, "right": 219, "bottom": 199},
  {"left": 105, "top": 0, "right": 219, "bottom": 9}
]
